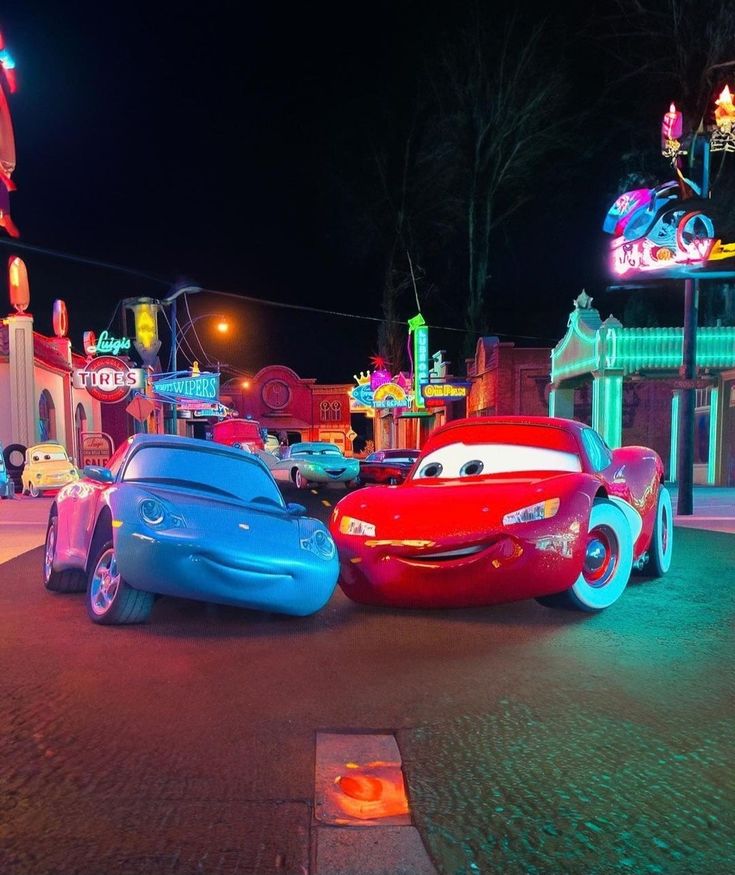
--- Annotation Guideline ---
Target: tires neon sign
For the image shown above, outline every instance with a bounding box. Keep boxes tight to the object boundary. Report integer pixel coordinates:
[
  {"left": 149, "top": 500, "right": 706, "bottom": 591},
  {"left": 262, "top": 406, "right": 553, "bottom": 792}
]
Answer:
[{"left": 73, "top": 356, "right": 145, "bottom": 403}]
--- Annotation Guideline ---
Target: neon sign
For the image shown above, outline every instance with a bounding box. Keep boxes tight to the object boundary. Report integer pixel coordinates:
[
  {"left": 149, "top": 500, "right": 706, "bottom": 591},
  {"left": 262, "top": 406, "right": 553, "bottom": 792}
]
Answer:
[
  {"left": 153, "top": 373, "right": 220, "bottom": 402},
  {"left": 372, "top": 382, "right": 409, "bottom": 408},
  {"left": 73, "top": 356, "right": 145, "bottom": 403},
  {"left": 611, "top": 235, "right": 715, "bottom": 277},
  {"left": 84, "top": 330, "right": 132, "bottom": 356},
  {"left": 408, "top": 313, "right": 429, "bottom": 409},
  {"left": 421, "top": 383, "right": 469, "bottom": 400}
]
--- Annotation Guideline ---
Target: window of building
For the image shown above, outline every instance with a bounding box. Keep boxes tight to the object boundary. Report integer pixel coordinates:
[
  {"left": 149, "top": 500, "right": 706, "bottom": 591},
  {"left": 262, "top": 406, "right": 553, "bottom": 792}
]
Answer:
[
  {"left": 38, "top": 389, "right": 57, "bottom": 441},
  {"left": 320, "top": 400, "right": 342, "bottom": 422}
]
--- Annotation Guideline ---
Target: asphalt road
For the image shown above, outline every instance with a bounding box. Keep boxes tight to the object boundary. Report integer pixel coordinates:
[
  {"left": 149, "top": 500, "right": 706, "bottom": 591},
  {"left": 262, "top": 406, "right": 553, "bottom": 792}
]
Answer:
[{"left": 0, "top": 484, "right": 733, "bottom": 875}]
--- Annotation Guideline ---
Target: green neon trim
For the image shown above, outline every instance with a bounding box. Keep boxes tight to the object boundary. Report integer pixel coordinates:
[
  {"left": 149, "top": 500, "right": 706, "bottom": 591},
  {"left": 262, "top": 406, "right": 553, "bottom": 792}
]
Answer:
[
  {"left": 708, "top": 387, "right": 719, "bottom": 485},
  {"left": 669, "top": 393, "right": 679, "bottom": 482},
  {"left": 552, "top": 356, "right": 600, "bottom": 381}
]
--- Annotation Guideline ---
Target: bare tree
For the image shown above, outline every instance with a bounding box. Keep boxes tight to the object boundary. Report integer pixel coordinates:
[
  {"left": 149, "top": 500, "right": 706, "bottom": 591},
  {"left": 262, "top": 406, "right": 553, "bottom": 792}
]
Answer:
[{"left": 430, "top": 12, "right": 572, "bottom": 356}]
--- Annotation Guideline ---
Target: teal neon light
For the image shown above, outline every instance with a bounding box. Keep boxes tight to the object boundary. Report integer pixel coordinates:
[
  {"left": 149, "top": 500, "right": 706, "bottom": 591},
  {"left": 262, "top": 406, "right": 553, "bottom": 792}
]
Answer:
[
  {"left": 669, "top": 393, "right": 679, "bottom": 482},
  {"left": 708, "top": 387, "right": 719, "bottom": 485},
  {"left": 554, "top": 325, "right": 735, "bottom": 382},
  {"left": 408, "top": 313, "right": 429, "bottom": 409}
]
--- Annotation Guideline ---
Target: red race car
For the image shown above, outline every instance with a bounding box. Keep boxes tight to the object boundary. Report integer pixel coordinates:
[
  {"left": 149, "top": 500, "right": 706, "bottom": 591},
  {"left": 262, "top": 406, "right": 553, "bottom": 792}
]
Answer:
[
  {"left": 329, "top": 416, "right": 673, "bottom": 612},
  {"left": 356, "top": 449, "right": 420, "bottom": 486}
]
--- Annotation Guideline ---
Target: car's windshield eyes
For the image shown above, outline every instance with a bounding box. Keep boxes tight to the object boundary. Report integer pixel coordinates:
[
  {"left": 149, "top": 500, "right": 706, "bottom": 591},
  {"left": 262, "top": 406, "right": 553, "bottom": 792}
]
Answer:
[{"left": 413, "top": 442, "right": 582, "bottom": 479}]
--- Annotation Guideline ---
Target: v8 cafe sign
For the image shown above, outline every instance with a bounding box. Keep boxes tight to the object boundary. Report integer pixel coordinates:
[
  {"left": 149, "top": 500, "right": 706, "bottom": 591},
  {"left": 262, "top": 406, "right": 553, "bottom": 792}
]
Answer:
[{"left": 73, "top": 356, "right": 145, "bottom": 403}]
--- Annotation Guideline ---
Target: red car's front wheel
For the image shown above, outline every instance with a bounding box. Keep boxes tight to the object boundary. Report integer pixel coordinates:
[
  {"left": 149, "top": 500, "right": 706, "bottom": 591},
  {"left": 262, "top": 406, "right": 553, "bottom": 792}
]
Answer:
[{"left": 538, "top": 500, "right": 633, "bottom": 612}]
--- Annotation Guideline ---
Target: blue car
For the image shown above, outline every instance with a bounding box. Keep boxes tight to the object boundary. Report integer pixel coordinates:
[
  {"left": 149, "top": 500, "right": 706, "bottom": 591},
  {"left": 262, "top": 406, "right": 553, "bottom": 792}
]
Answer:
[
  {"left": 44, "top": 434, "right": 339, "bottom": 624},
  {"left": 0, "top": 444, "right": 15, "bottom": 498}
]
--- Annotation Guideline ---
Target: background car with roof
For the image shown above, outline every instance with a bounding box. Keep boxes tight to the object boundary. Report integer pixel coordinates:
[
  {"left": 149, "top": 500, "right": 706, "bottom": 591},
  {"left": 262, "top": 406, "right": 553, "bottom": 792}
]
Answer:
[
  {"left": 22, "top": 442, "right": 79, "bottom": 496},
  {"left": 258, "top": 441, "right": 360, "bottom": 490},
  {"left": 42, "top": 434, "right": 339, "bottom": 624},
  {"left": 355, "top": 448, "right": 420, "bottom": 485},
  {"left": 330, "top": 416, "right": 673, "bottom": 613}
]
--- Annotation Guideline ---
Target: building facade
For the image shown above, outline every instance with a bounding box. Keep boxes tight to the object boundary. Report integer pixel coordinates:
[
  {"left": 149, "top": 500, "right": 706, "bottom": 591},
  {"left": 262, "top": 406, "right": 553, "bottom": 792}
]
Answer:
[
  {"left": 1, "top": 311, "right": 102, "bottom": 463},
  {"left": 220, "top": 365, "right": 355, "bottom": 452}
]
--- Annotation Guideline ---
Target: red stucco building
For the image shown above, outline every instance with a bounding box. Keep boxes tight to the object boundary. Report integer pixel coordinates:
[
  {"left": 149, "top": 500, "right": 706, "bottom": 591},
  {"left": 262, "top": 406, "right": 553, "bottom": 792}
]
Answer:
[{"left": 220, "top": 365, "right": 355, "bottom": 453}]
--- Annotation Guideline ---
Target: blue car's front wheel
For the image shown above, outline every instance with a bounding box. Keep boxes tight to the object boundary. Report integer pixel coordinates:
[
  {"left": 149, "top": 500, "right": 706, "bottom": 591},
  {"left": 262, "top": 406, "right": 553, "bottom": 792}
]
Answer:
[{"left": 86, "top": 540, "right": 154, "bottom": 625}]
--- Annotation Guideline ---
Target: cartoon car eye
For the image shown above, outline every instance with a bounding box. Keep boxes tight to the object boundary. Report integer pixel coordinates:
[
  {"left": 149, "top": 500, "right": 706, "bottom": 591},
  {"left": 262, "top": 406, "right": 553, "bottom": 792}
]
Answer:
[
  {"left": 459, "top": 460, "right": 484, "bottom": 476},
  {"left": 33, "top": 455, "right": 40, "bottom": 462},
  {"left": 418, "top": 461, "right": 443, "bottom": 478}
]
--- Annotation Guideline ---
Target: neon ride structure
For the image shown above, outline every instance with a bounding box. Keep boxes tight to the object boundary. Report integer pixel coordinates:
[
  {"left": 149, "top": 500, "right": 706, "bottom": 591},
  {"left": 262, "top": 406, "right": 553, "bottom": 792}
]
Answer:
[
  {"left": 601, "top": 87, "right": 735, "bottom": 515},
  {"left": 0, "top": 30, "right": 18, "bottom": 238},
  {"left": 604, "top": 176, "right": 735, "bottom": 281}
]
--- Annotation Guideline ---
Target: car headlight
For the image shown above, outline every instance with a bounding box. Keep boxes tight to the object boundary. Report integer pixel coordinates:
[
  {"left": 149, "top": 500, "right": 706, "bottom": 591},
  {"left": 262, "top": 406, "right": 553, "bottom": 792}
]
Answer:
[
  {"left": 299, "top": 520, "right": 336, "bottom": 560},
  {"left": 138, "top": 496, "right": 185, "bottom": 528},
  {"left": 502, "top": 498, "right": 560, "bottom": 526},
  {"left": 338, "top": 515, "right": 376, "bottom": 537}
]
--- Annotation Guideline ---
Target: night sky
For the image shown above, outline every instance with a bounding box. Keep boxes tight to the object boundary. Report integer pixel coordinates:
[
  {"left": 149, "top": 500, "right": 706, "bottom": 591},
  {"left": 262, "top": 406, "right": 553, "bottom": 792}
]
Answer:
[{"left": 0, "top": 1, "right": 707, "bottom": 383}]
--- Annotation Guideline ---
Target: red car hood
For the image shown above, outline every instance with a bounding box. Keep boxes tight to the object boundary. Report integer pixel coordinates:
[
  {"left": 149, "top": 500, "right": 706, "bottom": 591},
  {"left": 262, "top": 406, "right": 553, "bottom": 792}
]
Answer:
[{"left": 332, "top": 472, "right": 591, "bottom": 545}]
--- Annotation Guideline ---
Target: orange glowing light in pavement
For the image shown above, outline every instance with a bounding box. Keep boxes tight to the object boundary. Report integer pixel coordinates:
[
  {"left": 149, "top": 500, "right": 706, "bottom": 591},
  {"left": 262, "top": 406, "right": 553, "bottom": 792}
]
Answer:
[
  {"left": 216, "top": 319, "right": 229, "bottom": 334},
  {"left": 331, "top": 761, "right": 410, "bottom": 821},
  {"left": 241, "top": 380, "right": 250, "bottom": 389}
]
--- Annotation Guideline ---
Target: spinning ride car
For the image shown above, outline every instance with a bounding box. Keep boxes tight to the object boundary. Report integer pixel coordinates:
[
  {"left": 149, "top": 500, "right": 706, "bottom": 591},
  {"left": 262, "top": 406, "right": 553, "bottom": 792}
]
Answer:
[
  {"left": 329, "top": 416, "right": 673, "bottom": 612},
  {"left": 261, "top": 442, "right": 360, "bottom": 490},
  {"left": 604, "top": 178, "right": 735, "bottom": 277},
  {"left": 42, "top": 434, "right": 339, "bottom": 624},
  {"left": 22, "top": 443, "right": 79, "bottom": 496},
  {"left": 356, "top": 449, "right": 420, "bottom": 486}
]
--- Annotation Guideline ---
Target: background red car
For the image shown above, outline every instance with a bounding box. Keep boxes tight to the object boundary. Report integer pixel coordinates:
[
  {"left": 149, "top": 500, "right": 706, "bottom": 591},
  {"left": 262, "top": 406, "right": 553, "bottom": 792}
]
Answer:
[
  {"left": 330, "top": 416, "right": 673, "bottom": 612},
  {"left": 356, "top": 449, "right": 420, "bottom": 486}
]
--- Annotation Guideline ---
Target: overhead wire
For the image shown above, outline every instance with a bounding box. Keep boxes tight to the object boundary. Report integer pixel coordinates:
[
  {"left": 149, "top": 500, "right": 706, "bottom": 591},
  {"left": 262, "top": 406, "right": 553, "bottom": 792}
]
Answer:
[{"left": 0, "top": 237, "right": 562, "bottom": 344}]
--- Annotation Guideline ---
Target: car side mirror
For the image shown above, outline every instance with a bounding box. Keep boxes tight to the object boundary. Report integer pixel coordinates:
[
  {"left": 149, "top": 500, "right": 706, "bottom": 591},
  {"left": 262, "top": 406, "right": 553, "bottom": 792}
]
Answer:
[
  {"left": 286, "top": 502, "right": 306, "bottom": 516},
  {"left": 82, "top": 465, "right": 114, "bottom": 485}
]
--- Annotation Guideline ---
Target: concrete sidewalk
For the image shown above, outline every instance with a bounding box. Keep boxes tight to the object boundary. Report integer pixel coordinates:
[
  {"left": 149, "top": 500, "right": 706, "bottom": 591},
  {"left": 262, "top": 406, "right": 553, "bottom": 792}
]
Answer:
[{"left": 669, "top": 485, "right": 735, "bottom": 534}]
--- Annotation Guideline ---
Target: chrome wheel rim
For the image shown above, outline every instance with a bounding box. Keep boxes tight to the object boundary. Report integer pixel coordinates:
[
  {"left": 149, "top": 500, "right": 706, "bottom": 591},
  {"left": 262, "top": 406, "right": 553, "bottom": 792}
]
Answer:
[
  {"left": 30, "top": 483, "right": 40, "bottom": 497},
  {"left": 582, "top": 525, "right": 618, "bottom": 588},
  {"left": 44, "top": 518, "right": 57, "bottom": 583},
  {"left": 89, "top": 548, "right": 120, "bottom": 616}
]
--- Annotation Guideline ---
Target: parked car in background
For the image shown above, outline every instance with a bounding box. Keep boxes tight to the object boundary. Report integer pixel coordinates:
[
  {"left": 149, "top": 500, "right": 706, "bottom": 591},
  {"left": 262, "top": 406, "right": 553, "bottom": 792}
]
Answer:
[
  {"left": 356, "top": 449, "right": 420, "bottom": 486},
  {"left": 211, "top": 418, "right": 265, "bottom": 452},
  {"left": 264, "top": 434, "right": 281, "bottom": 455},
  {"left": 259, "top": 441, "right": 360, "bottom": 490},
  {"left": 330, "top": 416, "right": 673, "bottom": 613},
  {"left": 43, "top": 434, "right": 339, "bottom": 624},
  {"left": 0, "top": 444, "right": 15, "bottom": 498},
  {"left": 22, "top": 443, "right": 79, "bottom": 496}
]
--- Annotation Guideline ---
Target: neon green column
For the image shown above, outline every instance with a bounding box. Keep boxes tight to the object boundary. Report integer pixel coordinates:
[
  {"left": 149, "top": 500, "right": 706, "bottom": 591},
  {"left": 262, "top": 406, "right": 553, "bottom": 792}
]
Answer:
[
  {"left": 707, "top": 387, "right": 719, "bottom": 485},
  {"left": 592, "top": 371, "right": 623, "bottom": 447},
  {"left": 669, "top": 392, "right": 679, "bottom": 483},
  {"left": 548, "top": 386, "right": 575, "bottom": 419}
]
